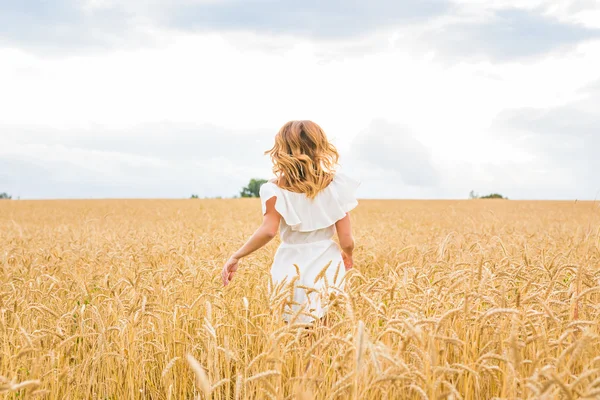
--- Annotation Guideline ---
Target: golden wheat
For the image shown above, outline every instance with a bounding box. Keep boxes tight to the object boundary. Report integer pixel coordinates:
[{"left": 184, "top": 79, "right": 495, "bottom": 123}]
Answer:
[{"left": 1, "top": 198, "right": 600, "bottom": 399}]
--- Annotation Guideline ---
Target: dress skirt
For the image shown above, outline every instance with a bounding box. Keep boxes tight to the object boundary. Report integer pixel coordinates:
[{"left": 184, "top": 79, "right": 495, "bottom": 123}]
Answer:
[{"left": 270, "top": 239, "right": 345, "bottom": 323}]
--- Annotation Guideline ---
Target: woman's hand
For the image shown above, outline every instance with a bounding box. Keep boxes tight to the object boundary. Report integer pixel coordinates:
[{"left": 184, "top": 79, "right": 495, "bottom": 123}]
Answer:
[
  {"left": 342, "top": 252, "right": 353, "bottom": 271},
  {"left": 221, "top": 257, "right": 239, "bottom": 286}
]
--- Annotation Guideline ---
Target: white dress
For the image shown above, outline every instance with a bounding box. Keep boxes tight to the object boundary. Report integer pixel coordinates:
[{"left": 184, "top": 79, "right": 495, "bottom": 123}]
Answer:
[{"left": 259, "top": 173, "right": 360, "bottom": 323}]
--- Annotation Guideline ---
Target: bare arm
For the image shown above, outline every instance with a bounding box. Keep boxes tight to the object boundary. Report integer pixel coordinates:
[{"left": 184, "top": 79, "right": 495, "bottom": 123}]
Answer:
[
  {"left": 232, "top": 197, "right": 280, "bottom": 259},
  {"left": 222, "top": 197, "right": 280, "bottom": 286},
  {"left": 335, "top": 213, "right": 355, "bottom": 255}
]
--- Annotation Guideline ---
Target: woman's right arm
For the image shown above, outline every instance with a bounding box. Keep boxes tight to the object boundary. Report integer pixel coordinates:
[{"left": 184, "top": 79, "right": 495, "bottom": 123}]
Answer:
[{"left": 335, "top": 213, "right": 354, "bottom": 270}]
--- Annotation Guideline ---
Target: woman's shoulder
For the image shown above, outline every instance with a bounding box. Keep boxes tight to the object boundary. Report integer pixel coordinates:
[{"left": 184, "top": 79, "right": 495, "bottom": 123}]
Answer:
[
  {"left": 259, "top": 179, "right": 279, "bottom": 198},
  {"left": 260, "top": 178, "right": 286, "bottom": 194}
]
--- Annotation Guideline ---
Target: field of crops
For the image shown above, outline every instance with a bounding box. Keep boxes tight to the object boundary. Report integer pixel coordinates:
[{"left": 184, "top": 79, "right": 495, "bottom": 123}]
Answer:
[{"left": 1, "top": 199, "right": 600, "bottom": 399}]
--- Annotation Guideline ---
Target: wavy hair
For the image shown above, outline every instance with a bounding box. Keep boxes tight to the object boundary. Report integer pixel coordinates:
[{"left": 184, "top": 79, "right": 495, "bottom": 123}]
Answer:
[{"left": 265, "top": 120, "right": 339, "bottom": 199}]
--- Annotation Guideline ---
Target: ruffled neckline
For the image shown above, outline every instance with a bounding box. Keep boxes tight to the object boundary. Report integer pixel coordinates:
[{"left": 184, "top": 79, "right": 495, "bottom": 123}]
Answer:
[{"left": 259, "top": 173, "right": 360, "bottom": 232}]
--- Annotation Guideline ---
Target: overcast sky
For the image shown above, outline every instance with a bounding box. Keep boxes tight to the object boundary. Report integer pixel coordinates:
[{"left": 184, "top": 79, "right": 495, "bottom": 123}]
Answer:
[{"left": 1, "top": 0, "right": 599, "bottom": 200}]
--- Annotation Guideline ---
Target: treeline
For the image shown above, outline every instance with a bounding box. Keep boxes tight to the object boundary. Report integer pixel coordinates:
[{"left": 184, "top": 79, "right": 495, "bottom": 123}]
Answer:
[
  {"left": 190, "top": 183, "right": 510, "bottom": 200},
  {"left": 469, "top": 191, "right": 508, "bottom": 199},
  {"left": 191, "top": 178, "right": 268, "bottom": 199}
]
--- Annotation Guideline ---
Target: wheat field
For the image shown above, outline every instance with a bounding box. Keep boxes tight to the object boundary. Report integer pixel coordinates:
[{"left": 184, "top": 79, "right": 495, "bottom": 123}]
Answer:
[{"left": 1, "top": 199, "right": 600, "bottom": 399}]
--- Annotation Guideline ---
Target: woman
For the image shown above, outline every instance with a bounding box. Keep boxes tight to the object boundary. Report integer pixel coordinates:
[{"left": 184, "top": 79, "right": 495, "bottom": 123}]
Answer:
[{"left": 221, "top": 120, "right": 359, "bottom": 323}]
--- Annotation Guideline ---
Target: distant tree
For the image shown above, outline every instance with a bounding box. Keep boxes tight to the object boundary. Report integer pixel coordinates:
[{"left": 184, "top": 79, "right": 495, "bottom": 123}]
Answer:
[
  {"left": 0, "top": 192, "right": 12, "bottom": 200},
  {"left": 480, "top": 193, "right": 507, "bottom": 199},
  {"left": 240, "top": 179, "right": 268, "bottom": 198},
  {"left": 469, "top": 191, "right": 507, "bottom": 199},
  {"left": 190, "top": 194, "right": 199, "bottom": 199}
]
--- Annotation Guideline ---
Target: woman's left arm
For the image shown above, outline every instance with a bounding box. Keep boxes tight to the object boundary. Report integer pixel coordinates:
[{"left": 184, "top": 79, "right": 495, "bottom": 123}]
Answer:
[{"left": 222, "top": 197, "right": 280, "bottom": 286}]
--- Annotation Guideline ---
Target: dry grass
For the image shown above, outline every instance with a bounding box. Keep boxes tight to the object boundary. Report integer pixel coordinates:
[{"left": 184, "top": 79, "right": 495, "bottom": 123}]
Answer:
[{"left": 1, "top": 198, "right": 600, "bottom": 399}]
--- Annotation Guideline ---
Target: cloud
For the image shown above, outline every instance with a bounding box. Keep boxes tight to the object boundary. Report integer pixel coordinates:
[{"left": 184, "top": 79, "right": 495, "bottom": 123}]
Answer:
[
  {"left": 341, "top": 85, "right": 600, "bottom": 200},
  {"left": 0, "top": 0, "right": 450, "bottom": 51},
  {"left": 425, "top": 79, "right": 600, "bottom": 201},
  {"left": 165, "top": 0, "right": 451, "bottom": 39},
  {"left": 485, "top": 83, "right": 600, "bottom": 199},
  {"left": 347, "top": 120, "right": 440, "bottom": 188},
  {"left": 424, "top": 8, "right": 600, "bottom": 61},
  {"left": 0, "top": 155, "right": 134, "bottom": 199},
  {"left": 493, "top": 107, "right": 598, "bottom": 161},
  {"left": 1, "top": 123, "right": 276, "bottom": 199},
  {"left": 0, "top": 0, "right": 151, "bottom": 53},
  {"left": 2, "top": 0, "right": 598, "bottom": 64},
  {"left": 59, "top": 122, "right": 274, "bottom": 163},
  {"left": 566, "top": 0, "right": 600, "bottom": 14}
]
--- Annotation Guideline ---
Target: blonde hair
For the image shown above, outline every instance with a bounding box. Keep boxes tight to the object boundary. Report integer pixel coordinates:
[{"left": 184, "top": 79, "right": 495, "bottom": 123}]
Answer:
[{"left": 265, "top": 120, "right": 339, "bottom": 199}]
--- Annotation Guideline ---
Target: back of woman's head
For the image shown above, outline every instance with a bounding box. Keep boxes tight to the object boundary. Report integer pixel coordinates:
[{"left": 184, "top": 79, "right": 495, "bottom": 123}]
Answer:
[{"left": 266, "top": 120, "right": 339, "bottom": 198}]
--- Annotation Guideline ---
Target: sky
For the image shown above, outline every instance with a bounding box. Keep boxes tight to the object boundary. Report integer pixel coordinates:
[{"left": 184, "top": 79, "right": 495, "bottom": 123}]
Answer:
[{"left": 1, "top": 0, "right": 599, "bottom": 200}]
